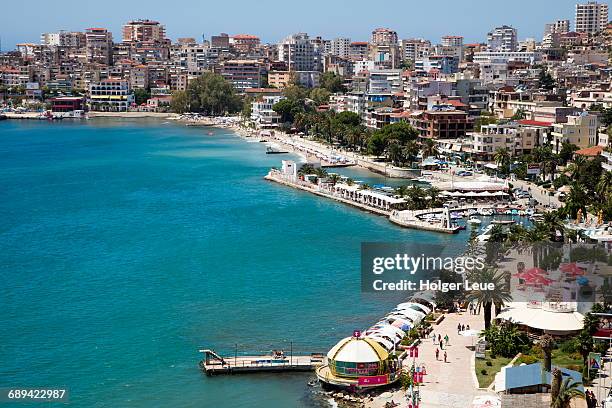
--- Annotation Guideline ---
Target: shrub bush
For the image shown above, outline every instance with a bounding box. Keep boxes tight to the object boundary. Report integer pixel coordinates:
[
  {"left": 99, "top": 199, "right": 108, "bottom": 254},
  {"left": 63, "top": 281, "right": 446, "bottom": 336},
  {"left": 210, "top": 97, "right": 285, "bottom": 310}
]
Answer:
[
  {"left": 480, "top": 369, "right": 488, "bottom": 375},
  {"left": 486, "top": 361, "right": 493, "bottom": 367}
]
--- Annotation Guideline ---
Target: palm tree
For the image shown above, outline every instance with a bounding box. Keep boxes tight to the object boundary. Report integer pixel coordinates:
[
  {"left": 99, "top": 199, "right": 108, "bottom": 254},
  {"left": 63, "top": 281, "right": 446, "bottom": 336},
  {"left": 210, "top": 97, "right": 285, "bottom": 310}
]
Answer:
[
  {"left": 550, "top": 376, "right": 585, "bottom": 408},
  {"left": 494, "top": 147, "right": 511, "bottom": 168},
  {"left": 551, "top": 368, "right": 562, "bottom": 406},
  {"left": 540, "top": 334, "right": 554, "bottom": 372},
  {"left": 421, "top": 138, "right": 438, "bottom": 158},
  {"left": 328, "top": 174, "right": 340, "bottom": 186},
  {"left": 563, "top": 182, "right": 588, "bottom": 219},
  {"left": 395, "top": 185, "right": 409, "bottom": 197},
  {"left": 466, "top": 267, "right": 512, "bottom": 329},
  {"left": 596, "top": 170, "right": 612, "bottom": 199}
]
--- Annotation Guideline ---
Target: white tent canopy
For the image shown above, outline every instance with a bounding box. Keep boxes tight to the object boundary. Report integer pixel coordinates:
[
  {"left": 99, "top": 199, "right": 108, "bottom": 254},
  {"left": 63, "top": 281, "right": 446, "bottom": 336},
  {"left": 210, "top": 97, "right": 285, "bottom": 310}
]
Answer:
[{"left": 496, "top": 305, "right": 584, "bottom": 333}]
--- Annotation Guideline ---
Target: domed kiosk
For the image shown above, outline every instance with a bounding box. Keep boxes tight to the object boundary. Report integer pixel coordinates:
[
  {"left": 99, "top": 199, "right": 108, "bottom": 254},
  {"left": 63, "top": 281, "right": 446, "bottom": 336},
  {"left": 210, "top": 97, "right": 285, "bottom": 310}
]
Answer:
[{"left": 316, "top": 333, "right": 400, "bottom": 389}]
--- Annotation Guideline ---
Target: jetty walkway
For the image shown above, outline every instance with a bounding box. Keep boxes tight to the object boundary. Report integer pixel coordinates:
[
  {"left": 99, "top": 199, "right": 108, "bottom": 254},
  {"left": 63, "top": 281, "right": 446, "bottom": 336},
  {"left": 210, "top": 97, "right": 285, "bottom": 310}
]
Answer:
[{"left": 199, "top": 349, "right": 324, "bottom": 376}]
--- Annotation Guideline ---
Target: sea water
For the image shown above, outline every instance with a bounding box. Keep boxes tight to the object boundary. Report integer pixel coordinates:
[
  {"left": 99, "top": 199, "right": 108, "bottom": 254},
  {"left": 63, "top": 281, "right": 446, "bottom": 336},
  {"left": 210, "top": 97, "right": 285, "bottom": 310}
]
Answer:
[{"left": 0, "top": 119, "right": 466, "bottom": 407}]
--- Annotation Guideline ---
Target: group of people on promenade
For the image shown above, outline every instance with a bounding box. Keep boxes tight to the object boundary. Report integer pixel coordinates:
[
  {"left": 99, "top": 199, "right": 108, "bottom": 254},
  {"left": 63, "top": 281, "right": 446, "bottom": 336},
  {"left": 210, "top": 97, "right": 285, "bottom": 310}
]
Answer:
[
  {"left": 431, "top": 332, "right": 450, "bottom": 363},
  {"left": 456, "top": 323, "right": 470, "bottom": 334}
]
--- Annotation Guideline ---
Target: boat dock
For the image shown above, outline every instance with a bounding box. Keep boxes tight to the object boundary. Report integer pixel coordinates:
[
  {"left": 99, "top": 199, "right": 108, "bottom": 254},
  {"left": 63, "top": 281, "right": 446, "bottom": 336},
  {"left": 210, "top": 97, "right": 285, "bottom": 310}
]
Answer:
[{"left": 199, "top": 349, "right": 324, "bottom": 376}]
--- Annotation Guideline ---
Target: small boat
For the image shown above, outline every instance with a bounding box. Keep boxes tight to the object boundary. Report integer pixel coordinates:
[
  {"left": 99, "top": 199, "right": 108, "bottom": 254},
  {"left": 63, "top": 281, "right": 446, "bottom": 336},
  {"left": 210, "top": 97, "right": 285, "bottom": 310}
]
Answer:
[
  {"left": 479, "top": 209, "right": 494, "bottom": 216},
  {"left": 468, "top": 217, "right": 482, "bottom": 225},
  {"left": 266, "top": 146, "right": 289, "bottom": 154},
  {"left": 491, "top": 219, "right": 515, "bottom": 225}
]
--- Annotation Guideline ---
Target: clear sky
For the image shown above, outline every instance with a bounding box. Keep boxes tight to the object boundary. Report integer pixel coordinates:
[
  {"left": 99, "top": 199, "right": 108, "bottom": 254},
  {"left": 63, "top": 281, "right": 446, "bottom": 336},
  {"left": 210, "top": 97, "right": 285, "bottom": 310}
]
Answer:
[{"left": 0, "top": 0, "right": 592, "bottom": 50}]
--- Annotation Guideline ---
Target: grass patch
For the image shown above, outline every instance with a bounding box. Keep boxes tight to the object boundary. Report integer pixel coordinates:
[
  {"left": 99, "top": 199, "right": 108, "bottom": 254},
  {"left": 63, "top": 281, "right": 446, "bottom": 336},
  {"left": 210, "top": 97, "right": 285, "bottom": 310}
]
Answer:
[
  {"left": 519, "top": 345, "right": 583, "bottom": 372},
  {"left": 475, "top": 351, "right": 513, "bottom": 388}
]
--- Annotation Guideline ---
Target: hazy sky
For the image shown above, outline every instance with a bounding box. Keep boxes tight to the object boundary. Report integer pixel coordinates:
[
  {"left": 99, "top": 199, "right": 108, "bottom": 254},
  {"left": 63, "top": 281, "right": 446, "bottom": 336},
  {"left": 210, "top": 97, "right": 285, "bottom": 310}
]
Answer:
[{"left": 0, "top": 0, "right": 591, "bottom": 50}]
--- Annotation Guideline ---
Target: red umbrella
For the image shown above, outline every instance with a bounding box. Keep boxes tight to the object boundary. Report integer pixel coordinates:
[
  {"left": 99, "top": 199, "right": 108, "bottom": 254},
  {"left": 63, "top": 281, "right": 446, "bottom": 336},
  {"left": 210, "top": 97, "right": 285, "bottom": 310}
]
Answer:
[
  {"left": 513, "top": 272, "right": 536, "bottom": 279},
  {"left": 528, "top": 274, "right": 553, "bottom": 285},
  {"left": 525, "top": 267, "right": 547, "bottom": 275},
  {"left": 560, "top": 263, "right": 585, "bottom": 276}
]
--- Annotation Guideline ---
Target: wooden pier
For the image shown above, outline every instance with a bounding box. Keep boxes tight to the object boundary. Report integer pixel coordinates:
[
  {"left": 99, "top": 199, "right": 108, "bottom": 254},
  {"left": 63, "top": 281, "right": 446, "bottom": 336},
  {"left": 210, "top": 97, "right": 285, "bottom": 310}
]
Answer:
[{"left": 199, "top": 349, "right": 324, "bottom": 376}]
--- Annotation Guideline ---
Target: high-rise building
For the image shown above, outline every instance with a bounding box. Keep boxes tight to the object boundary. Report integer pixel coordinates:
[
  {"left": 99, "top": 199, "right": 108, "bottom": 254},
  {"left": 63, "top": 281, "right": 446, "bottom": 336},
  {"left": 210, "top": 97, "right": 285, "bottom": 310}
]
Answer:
[
  {"left": 487, "top": 25, "right": 518, "bottom": 52},
  {"left": 211, "top": 33, "right": 230, "bottom": 49},
  {"left": 85, "top": 28, "right": 113, "bottom": 65},
  {"left": 41, "top": 31, "right": 86, "bottom": 48},
  {"left": 330, "top": 38, "right": 351, "bottom": 58},
  {"left": 400, "top": 39, "right": 431, "bottom": 62},
  {"left": 349, "top": 42, "right": 369, "bottom": 60},
  {"left": 371, "top": 28, "right": 398, "bottom": 45},
  {"left": 277, "top": 33, "right": 318, "bottom": 71},
  {"left": 544, "top": 20, "right": 570, "bottom": 36},
  {"left": 230, "top": 34, "right": 260, "bottom": 54},
  {"left": 575, "top": 1, "right": 608, "bottom": 34},
  {"left": 122, "top": 20, "right": 166, "bottom": 43},
  {"left": 441, "top": 35, "right": 464, "bottom": 47}
]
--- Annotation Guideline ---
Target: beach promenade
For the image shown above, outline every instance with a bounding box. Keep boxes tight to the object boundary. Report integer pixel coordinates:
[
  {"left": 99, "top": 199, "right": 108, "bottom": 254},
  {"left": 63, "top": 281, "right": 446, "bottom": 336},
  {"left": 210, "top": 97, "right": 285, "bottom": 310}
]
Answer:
[{"left": 367, "top": 310, "right": 494, "bottom": 408}]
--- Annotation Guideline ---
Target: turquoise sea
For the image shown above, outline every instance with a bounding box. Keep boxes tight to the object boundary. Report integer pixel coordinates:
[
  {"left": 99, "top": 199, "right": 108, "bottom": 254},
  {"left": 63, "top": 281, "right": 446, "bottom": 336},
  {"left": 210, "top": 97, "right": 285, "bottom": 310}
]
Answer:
[{"left": 0, "top": 119, "right": 467, "bottom": 407}]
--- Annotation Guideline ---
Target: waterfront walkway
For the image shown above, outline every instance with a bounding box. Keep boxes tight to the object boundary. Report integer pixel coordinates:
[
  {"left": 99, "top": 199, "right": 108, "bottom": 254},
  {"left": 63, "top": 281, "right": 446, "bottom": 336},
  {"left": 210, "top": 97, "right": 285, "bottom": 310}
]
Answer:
[{"left": 367, "top": 310, "right": 495, "bottom": 408}]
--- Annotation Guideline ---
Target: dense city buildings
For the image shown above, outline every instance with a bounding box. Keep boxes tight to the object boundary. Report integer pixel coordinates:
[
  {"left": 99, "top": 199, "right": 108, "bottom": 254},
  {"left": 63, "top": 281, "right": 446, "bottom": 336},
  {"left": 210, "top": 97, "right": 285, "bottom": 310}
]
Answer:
[{"left": 0, "top": 2, "right": 611, "bottom": 160}]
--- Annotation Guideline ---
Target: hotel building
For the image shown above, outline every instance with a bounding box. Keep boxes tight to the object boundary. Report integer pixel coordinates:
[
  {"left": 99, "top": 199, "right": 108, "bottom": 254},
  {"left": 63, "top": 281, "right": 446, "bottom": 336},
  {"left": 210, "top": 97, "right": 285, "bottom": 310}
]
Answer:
[{"left": 88, "top": 79, "right": 134, "bottom": 111}]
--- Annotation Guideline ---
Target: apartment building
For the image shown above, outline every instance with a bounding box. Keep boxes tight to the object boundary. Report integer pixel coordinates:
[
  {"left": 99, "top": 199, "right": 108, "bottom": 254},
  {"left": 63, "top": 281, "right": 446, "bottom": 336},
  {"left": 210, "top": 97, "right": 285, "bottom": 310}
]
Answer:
[
  {"left": 469, "top": 123, "right": 538, "bottom": 161},
  {"left": 371, "top": 28, "right": 398, "bottom": 45},
  {"left": 400, "top": 39, "right": 431, "bottom": 62},
  {"left": 122, "top": 20, "right": 166, "bottom": 43},
  {"left": 349, "top": 42, "right": 369, "bottom": 61},
  {"left": 551, "top": 112, "right": 599, "bottom": 152},
  {"left": 329, "top": 93, "right": 367, "bottom": 117},
  {"left": 409, "top": 108, "right": 473, "bottom": 139},
  {"left": 85, "top": 28, "right": 113, "bottom": 65},
  {"left": 251, "top": 95, "right": 284, "bottom": 128},
  {"left": 575, "top": 1, "right": 608, "bottom": 34},
  {"left": 88, "top": 78, "right": 134, "bottom": 111},
  {"left": 41, "top": 31, "right": 86, "bottom": 48},
  {"left": 487, "top": 25, "right": 518, "bottom": 52},
  {"left": 230, "top": 34, "right": 260, "bottom": 54},
  {"left": 277, "top": 33, "right": 318, "bottom": 71},
  {"left": 221, "top": 59, "right": 262, "bottom": 91},
  {"left": 330, "top": 38, "right": 351, "bottom": 58}
]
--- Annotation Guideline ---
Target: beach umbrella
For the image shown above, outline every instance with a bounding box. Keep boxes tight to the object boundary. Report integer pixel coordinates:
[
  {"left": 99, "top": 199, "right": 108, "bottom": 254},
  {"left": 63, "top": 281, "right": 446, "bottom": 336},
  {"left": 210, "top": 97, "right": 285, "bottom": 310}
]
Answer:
[
  {"left": 525, "top": 267, "right": 547, "bottom": 275},
  {"left": 559, "top": 263, "right": 585, "bottom": 276}
]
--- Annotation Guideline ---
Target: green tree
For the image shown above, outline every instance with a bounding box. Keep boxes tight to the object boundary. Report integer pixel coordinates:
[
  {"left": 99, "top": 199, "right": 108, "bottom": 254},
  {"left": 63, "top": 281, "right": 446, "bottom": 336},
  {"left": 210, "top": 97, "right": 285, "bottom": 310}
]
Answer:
[
  {"left": 466, "top": 267, "right": 512, "bottom": 329},
  {"left": 538, "top": 68, "right": 555, "bottom": 91},
  {"left": 170, "top": 90, "right": 190, "bottom": 113},
  {"left": 541, "top": 334, "right": 554, "bottom": 372},
  {"left": 133, "top": 88, "right": 151, "bottom": 105},
  {"left": 494, "top": 147, "right": 511, "bottom": 168},
  {"left": 558, "top": 142, "right": 578, "bottom": 165},
  {"left": 172, "top": 72, "right": 242, "bottom": 115},
  {"left": 309, "top": 87, "right": 331, "bottom": 105},
  {"left": 319, "top": 72, "right": 346, "bottom": 93},
  {"left": 550, "top": 376, "right": 585, "bottom": 408}
]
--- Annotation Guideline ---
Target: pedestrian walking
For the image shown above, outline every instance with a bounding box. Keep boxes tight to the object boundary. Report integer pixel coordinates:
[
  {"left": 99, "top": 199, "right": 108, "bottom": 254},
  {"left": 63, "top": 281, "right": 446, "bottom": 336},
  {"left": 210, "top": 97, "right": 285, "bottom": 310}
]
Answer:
[
  {"left": 439, "top": 340, "right": 443, "bottom": 350},
  {"left": 457, "top": 323, "right": 461, "bottom": 334},
  {"left": 435, "top": 348, "right": 439, "bottom": 360},
  {"left": 437, "top": 334, "right": 441, "bottom": 343},
  {"left": 466, "top": 324, "right": 470, "bottom": 331},
  {"left": 444, "top": 334, "right": 449, "bottom": 346},
  {"left": 461, "top": 324, "right": 465, "bottom": 332},
  {"left": 432, "top": 333, "right": 436, "bottom": 344},
  {"left": 444, "top": 351, "right": 447, "bottom": 363}
]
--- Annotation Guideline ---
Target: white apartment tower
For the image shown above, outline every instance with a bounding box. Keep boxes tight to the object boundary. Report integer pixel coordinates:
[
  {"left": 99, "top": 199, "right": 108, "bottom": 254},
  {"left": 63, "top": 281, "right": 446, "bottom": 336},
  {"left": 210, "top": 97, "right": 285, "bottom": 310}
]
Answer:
[
  {"left": 278, "top": 33, "right": 318, "bottom": 71},
  {"left": 487, "top": 25, "right": 518, "bottom": 52},
  {"left": 330, "top": 38, "right": 351, "bottom": 58},
  {"left": 575, "top": 2, "right": 608, "bottom": 34}
]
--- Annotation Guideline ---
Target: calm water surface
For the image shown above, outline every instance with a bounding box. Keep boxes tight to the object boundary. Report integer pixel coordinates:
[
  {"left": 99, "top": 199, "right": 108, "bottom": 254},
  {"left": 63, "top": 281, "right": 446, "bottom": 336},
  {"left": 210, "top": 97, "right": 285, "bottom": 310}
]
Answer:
[{"left": 0, "top": 119, "right": 468, "bottom": 407}]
